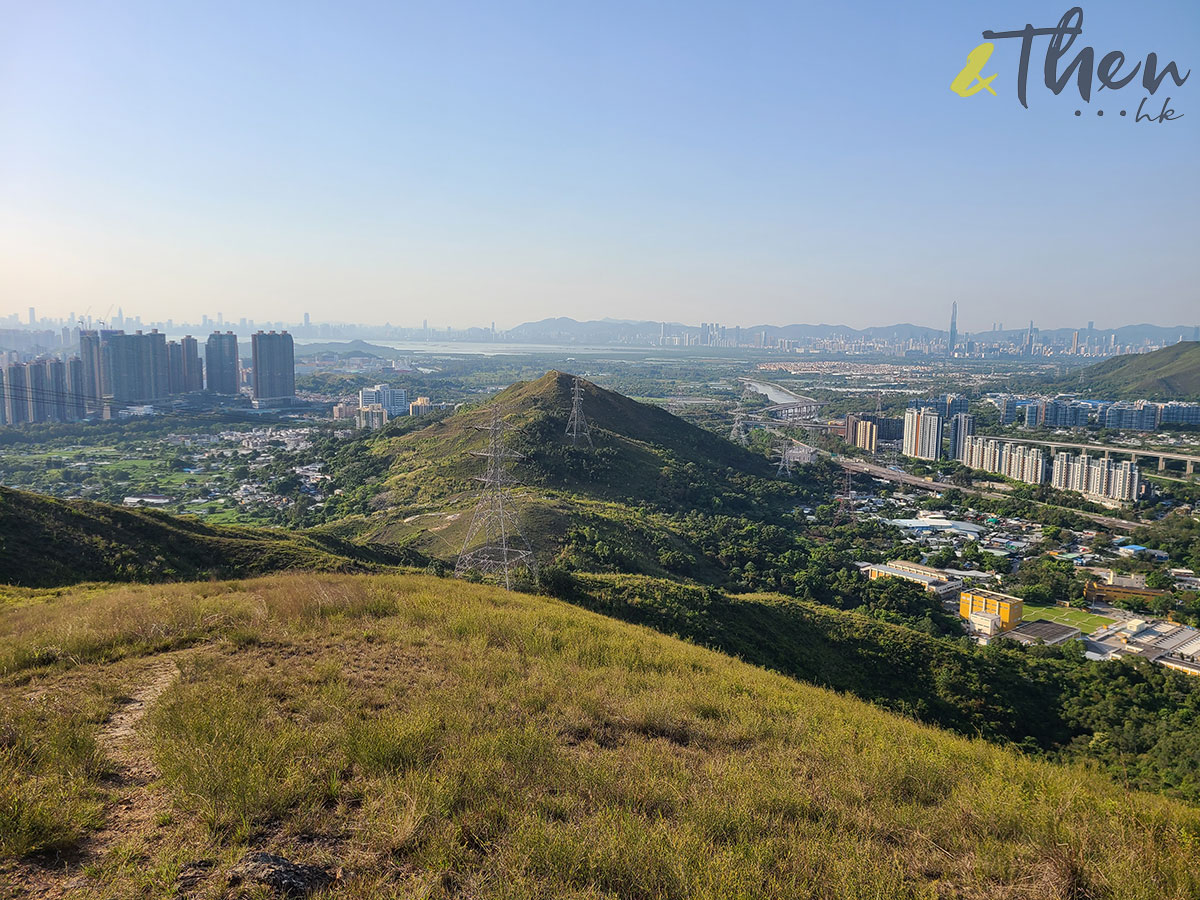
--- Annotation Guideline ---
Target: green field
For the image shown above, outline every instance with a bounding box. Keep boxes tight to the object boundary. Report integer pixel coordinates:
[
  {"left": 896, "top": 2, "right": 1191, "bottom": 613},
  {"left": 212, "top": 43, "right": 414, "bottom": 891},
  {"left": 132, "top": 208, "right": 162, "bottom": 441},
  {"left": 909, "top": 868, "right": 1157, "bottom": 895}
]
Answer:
[{"left": 1022, "top": 603, "right": 1114, "bottom": 634}]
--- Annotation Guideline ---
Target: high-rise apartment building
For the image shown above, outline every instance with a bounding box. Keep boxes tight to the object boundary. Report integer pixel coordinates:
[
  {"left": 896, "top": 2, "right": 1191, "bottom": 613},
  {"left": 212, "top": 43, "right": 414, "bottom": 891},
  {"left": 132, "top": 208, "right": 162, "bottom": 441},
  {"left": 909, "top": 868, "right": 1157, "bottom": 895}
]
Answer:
[
  {"left": 2, "top": 364, "right": 29, "bottom": 425},
  {"left": 961, "top": 436, "right": 1046, "bottom": 485},
  {"left": 165, "top": 337, "right": 203, "bottom": 395},
  {"left": 41, "top": 358, "right": 69, "bottom": 422},
  {"left": 103, "top": 330, "right": 169, "bottom": 403},
  {"left": 78, "top": 330, "right": 104, "bottom": 414},
  {"left": 1104, "top": 401, "right": 1161, "bottom": 431},
  {"left": 854, "top": 419, "right": 878, "bottom": 452},
  {"left": 251, "top": 331, "right": 295, "bottom": 405},
  {"left": 180, "top": 336, "right": 204, "bottom": 392},
  {"left": 902, "top": 407, "right": 943, "bottom": 460},
  {"left": 1051, "top": 452, "right": 1140, "bottom": 503},
  {"left": 995, "top": 395, "right": 1020, "bottom": 425},
  {"left": 948, "top": 413, "right": 975, "bottom": 462},
  {"left": 205, "top": 332, "right": 241, "bottom": 395},
  {"left": 67, "top": 356, "right": 86, "bottom": 419},
  {"left": 167, "top": 341, "right": 185, "bottom": 395}
]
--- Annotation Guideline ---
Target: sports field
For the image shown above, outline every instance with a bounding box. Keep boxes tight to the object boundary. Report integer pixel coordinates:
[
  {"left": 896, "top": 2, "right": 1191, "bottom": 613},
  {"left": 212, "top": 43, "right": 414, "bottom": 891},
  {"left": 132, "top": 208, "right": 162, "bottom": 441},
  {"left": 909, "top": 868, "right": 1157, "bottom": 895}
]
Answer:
[{"left": 1021, "top": 603, "right": 1114, "bottom": 635}]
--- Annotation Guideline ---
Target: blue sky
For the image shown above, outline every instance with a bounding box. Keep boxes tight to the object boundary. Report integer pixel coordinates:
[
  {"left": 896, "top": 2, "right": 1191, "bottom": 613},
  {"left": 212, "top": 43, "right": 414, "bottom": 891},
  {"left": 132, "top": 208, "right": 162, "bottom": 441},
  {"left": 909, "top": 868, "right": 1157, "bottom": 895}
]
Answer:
[{"left": 1, "top": 1, "right": 1196, "bottom": 331}]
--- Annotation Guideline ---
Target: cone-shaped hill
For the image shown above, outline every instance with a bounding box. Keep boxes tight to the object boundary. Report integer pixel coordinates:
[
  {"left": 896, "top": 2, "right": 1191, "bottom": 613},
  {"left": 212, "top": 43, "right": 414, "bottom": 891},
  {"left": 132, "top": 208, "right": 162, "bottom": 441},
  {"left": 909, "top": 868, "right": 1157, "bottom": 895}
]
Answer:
[
  {"left": 361, "top": 371, "right": 817, "bottom": 513},
  {"left": 334, "top": 372, "right": 829, "bottom": 578}
]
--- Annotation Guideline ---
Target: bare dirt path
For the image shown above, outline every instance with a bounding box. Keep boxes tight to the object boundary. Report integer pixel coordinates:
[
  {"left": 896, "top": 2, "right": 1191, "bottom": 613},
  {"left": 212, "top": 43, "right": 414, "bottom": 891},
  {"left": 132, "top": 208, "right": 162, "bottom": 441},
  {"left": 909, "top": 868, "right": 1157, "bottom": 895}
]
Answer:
[{"left": 3, "top": 653, "right": 186, "bottom": 900}]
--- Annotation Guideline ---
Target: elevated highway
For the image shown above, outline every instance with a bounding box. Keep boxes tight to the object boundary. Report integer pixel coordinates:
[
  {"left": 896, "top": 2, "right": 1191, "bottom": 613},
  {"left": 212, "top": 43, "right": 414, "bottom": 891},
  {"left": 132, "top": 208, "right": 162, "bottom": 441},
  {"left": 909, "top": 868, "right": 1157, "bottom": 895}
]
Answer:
[{"left": 834, "top": 457, "right": 1140, "bottom": 533}]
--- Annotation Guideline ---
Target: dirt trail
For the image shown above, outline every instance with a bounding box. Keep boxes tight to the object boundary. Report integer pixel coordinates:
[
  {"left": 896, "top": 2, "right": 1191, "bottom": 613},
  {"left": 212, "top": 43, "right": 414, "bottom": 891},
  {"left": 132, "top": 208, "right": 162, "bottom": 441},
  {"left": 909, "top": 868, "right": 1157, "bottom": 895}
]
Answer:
[
  {"left": 3, "top": 653, "right": 186, "bottom": 900},
  {"left": 97, "top": 655, "right": 182, "bottom": 779}
]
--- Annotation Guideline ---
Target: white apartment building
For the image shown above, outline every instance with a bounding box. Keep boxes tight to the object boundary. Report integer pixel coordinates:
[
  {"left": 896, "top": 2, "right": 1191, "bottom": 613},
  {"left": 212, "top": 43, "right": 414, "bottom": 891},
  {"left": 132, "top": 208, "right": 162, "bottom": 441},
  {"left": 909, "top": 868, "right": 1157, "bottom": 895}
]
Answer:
[
  {"left": 903, "top": 407, "right": 943, "bottom": 460},
  {"left": 359, "top": 383, "right": 407, "bottom": 416}
]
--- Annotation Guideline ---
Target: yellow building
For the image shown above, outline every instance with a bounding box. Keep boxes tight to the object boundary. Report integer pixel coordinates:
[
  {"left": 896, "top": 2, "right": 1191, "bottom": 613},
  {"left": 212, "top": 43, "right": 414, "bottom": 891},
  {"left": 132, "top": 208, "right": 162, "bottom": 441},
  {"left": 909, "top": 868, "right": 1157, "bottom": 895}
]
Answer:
[
  {"left": 959, "top": 589, "right": 1023, "bottom": 631},
  {"left": 854, "top": 419, "right": 878, "bottom": 452}
]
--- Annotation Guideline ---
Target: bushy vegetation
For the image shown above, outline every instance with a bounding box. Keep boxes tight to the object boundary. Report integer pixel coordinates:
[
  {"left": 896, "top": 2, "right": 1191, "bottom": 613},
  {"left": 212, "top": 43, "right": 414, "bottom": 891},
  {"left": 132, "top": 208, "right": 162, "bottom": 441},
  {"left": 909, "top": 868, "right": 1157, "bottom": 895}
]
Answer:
[{"left": 2, "top": 573, "right": 1198, "bottom": 899}]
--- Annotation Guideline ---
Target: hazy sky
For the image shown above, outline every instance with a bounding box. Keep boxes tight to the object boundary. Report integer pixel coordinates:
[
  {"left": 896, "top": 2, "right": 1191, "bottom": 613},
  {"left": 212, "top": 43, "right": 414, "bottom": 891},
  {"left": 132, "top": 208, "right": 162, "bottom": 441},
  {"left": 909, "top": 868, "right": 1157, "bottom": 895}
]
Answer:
[{"left": 1, "top": 1, "right": 1196, "bottom": 331}]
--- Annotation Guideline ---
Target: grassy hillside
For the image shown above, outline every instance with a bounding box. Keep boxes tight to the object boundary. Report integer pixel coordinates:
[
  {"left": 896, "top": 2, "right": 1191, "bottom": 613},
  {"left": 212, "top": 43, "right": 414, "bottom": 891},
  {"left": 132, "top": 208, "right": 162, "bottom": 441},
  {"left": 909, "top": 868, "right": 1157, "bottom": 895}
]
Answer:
[
  {"left": 3, "top": 573, "right": 1198, "bottom": 899},
  {"left": 319, "top": 371, "right": 836, "bottom": 577},
  {"left": 1049, "top": 341, "right": 1200, "bottom": 400},
  {"left": 0, "top": 485, "right": 423, "bottom": 587},
  {"left": 363, "top": 371, "right": 800, "bottom": 509},
  {"left": 560, "top": 573, "right": 1200, "bottom": 801}
]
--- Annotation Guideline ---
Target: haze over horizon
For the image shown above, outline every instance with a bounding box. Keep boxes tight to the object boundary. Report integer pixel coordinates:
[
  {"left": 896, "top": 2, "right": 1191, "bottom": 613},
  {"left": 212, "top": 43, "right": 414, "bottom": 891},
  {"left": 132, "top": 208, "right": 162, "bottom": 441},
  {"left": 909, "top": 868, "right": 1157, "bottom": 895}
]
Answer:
[{"left": 2, "top": 0, "right": 1196, "bottom": 331}]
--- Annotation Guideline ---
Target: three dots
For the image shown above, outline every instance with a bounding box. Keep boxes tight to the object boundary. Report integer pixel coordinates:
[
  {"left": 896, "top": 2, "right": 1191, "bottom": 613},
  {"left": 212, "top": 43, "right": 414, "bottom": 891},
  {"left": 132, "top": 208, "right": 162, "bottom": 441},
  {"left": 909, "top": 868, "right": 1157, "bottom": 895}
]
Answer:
[{"left": 1074, "top": 109, "right": 1127, "bottom": 116}]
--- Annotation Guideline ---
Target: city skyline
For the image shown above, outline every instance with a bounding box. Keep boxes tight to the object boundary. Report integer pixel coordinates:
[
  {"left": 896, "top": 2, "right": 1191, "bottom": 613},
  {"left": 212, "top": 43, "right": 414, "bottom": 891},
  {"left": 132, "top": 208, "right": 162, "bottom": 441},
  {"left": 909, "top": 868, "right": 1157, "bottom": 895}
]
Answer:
[
  {"left": 4, "top": 303, "right": 1199, "bottom": 340},
  {"left": 2, "top": 1, "right": 1196, "bottom": 329}
]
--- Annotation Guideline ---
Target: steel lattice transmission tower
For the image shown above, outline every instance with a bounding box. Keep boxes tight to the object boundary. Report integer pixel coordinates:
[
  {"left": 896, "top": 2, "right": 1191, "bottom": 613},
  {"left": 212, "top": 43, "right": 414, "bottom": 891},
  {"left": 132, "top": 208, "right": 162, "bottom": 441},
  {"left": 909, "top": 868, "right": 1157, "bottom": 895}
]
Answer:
[
  {"left": 565, "top": 375, "right": 593, "bottom": 447},
  {"left": 773, "top": 440, "right": 793, "bottom": 477},
  {"left": 730, "top": 411, "right": 748, "bottom": 446},
  {"left": 455, "top": 407, "right": 538, "bottom": 589}
]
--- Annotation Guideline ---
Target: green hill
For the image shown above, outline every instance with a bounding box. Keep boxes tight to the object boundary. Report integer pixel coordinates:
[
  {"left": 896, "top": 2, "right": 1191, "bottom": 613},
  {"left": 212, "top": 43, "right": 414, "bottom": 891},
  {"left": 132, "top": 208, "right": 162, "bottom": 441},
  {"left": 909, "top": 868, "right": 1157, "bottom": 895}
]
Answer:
[
  {"left": 2, "top": 573, "right": 1197, "bottom": 898},
  {"left": 0, "top": 485, "right": 423, "bottom": 588},
  {"left": 365, "top": 371, "right": 792, "bottom": 508},
  {"left": 1051, "top": 341, "right": 1200, "bottom": 400},
  {"left": 320, "top": 371, "right": 832, "bottom": 579}
]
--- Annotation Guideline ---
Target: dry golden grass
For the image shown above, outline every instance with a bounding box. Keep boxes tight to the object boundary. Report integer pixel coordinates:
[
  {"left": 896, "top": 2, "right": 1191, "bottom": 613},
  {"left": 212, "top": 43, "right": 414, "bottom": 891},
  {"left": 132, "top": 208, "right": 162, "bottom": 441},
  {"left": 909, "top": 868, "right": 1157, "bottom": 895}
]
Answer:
[{"left": 2, "top": 573, "right": 1199, "bottom": 899}]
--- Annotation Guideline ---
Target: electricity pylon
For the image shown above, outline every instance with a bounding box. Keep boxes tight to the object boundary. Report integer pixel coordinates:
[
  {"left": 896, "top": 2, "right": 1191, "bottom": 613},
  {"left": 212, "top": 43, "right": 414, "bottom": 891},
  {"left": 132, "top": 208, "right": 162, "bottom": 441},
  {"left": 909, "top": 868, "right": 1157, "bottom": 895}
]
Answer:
[
  {"left": 455, "top": 407, "right": 537, "bottom": 589},
  {"left": 773, "top": 441, "right": 793, "bottom": 476},
  {"left": 565, "top": 375, "right": 593, "bottom": 447},
  {"left": 730, "top": 411, "right": 748, "bottom": 446},
  {"left": 834, "top": 468, "right": 854, "bottom": 525}
]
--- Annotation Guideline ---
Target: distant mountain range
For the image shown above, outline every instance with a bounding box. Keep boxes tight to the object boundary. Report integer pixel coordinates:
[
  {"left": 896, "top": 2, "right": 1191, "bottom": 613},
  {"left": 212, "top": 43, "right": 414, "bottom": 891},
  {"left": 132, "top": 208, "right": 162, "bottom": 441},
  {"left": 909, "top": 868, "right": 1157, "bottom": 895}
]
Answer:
[{"left": 507, "top": 317, "right": 1200, "bottom": 346}]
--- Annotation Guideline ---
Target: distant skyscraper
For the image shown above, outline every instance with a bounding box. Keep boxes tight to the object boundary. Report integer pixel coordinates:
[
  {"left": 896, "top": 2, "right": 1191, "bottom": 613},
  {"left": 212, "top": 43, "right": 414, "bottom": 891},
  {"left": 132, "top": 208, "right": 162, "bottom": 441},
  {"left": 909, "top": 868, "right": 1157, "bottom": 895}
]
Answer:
[
  {"left": 251, "top": 331, "right": 295, "bottom": 405},
  {"left": 205, "top": 332, "right": 240, "bottom": 394},
  {"left": 947, "top": 302, "right": 958, "bottom": 356},
  {"left": 27, "top": 307, "right": 35, "bottom": 326}
]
